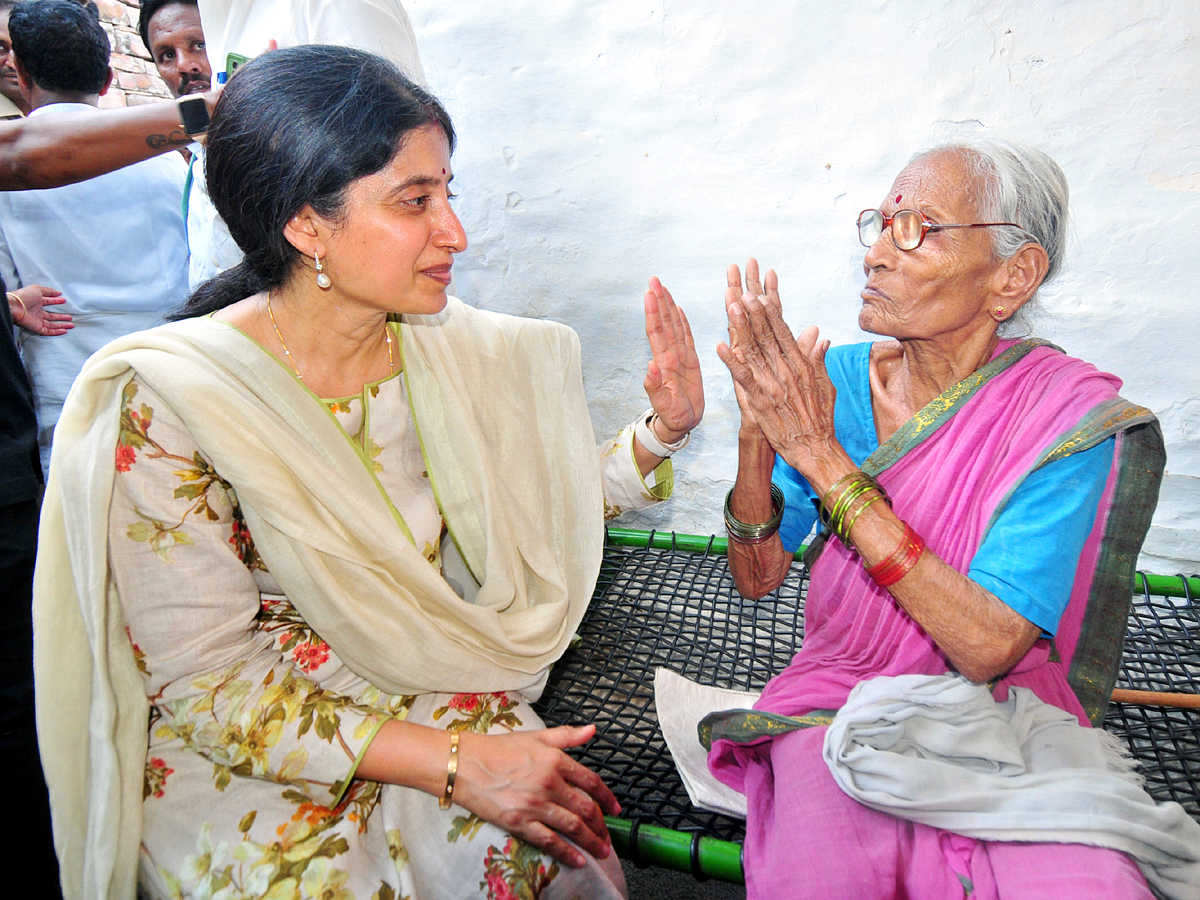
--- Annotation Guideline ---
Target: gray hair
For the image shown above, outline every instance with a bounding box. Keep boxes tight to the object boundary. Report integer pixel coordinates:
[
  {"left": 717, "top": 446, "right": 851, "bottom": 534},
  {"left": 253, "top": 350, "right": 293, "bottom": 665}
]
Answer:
[{"left": 911, "top": 138, "right": 1069, "bottom": 335}]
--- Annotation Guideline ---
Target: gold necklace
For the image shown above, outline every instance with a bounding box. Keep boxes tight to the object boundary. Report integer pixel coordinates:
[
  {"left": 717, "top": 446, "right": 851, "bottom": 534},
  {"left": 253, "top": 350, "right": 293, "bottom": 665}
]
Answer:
[{"left": 266, "top": 291, "right": 394, "bottom": 382}]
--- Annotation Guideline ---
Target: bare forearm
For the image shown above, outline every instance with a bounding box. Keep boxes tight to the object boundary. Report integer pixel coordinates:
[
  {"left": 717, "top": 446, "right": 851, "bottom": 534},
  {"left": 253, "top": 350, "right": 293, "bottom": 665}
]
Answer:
[
  {"left": 727, "top": 431, "right": 792, "bottom": 598},
  {"left": 846, "top": 501, "right": 1040, "bottom": 682},
  {"left": 0, "top": 96, "right": 207, "bottom": 190}
]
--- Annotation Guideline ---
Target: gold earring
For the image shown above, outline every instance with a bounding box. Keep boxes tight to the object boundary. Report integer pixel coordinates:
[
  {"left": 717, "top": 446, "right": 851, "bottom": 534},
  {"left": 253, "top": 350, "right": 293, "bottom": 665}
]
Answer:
[{"left": 993, "top": 306, "right": 1007, "bottom": 319}]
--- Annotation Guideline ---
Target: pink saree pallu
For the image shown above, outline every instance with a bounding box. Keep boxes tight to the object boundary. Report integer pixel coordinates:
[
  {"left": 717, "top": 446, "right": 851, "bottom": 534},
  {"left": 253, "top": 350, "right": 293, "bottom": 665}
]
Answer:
[{"left": 707, "top": 340, "right": 1167, "bottom": 900}]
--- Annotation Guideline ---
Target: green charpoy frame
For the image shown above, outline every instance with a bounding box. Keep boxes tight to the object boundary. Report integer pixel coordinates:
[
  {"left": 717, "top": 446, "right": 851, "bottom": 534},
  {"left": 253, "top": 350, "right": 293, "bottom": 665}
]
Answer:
[{"left": 584, "top": 528, "right": 1197, "bottom": 885}]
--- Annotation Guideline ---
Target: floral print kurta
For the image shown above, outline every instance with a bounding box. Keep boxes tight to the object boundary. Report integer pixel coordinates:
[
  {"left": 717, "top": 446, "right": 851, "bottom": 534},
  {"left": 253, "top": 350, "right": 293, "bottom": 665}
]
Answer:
[{"left": 110, "top": 369, "right": 657, "bottom": 900}]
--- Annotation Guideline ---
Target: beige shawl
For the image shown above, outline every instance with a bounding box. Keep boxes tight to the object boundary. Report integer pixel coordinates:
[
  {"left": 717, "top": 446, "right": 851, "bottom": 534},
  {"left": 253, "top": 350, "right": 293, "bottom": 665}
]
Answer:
[{"left": 33, "top": 297, "right": 604, "bottom": 900}]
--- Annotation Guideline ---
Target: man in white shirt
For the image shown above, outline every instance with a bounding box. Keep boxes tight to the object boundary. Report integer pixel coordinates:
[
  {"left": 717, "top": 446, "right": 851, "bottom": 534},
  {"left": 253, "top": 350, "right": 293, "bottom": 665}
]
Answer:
[
  {"left": 0, "top": 0, "right": 189, "bottom": 471},
  {"left": 138, "top": 0, "right": 237, "bottom": 290}
]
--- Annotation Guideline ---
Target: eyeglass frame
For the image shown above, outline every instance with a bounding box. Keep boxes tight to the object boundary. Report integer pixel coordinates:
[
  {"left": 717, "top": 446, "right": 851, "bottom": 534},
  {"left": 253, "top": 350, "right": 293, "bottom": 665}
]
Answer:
[{"left": 857, "top": 208, "right": 1025, "bottom": 251}]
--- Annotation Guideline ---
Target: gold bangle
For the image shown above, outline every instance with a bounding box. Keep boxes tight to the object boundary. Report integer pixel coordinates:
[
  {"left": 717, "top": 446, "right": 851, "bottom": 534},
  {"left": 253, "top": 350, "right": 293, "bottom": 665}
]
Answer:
[
  {"left": 724, "top": 484, "right": 785, "bottom": 543},
  {"left": 820, "top": 472, "right": 862, "bottom": 512},
  {"left": 830, "top": 480, "right": 876, "bottom": 535},
  {"left": 439, "top": 731, "right": 460, "bottom": 810},
  {"left": 7, "top": 291, "right": 26, "bottom": 320},
  {"left": 842, "top": 492, "right": 886, "bottom": 544}
]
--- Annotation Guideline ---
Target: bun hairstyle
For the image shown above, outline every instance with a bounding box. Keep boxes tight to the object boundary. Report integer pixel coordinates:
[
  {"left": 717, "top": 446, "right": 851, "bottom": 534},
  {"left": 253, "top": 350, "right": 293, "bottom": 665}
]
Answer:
[{"left": 173, "top": 44, "right": 455, "bottom": 319}]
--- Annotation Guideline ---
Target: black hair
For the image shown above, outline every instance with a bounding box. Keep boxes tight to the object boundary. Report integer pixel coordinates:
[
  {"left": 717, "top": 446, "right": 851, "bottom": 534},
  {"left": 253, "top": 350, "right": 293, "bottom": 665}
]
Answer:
[
  {"left": 137, "top": 0, "right": 197, "bottom": 54},
  {"left": 9, "top": 0, "right": 109, "bottom": 95},
  {"left": 174, "top": 45, "right": 456, "bottom": 319}
]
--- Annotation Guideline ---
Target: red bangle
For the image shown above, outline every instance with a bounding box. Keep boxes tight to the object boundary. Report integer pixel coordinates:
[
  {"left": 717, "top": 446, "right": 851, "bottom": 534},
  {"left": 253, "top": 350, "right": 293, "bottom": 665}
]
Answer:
[{"left": 865, "top": 523, "right": 925, "bottom": 588}]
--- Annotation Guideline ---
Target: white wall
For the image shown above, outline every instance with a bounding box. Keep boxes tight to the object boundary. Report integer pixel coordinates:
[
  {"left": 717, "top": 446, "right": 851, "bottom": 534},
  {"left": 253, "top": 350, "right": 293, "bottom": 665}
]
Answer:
[{"left": 406, "top": 0, "right": 1200, "bottom": 574}]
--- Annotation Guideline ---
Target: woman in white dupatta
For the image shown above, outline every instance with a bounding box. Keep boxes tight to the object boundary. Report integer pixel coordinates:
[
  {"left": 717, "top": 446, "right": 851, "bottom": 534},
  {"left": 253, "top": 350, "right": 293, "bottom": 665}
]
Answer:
[{"left": 35, "top": 46, "right": 702, "bottom": 900}]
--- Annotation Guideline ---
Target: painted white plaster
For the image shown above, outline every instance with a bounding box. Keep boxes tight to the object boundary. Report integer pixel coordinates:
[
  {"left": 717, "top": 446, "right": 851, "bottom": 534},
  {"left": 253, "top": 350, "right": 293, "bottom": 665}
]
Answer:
[{"left": 406, "top": 0, "right": 1200, "bottom": 573}]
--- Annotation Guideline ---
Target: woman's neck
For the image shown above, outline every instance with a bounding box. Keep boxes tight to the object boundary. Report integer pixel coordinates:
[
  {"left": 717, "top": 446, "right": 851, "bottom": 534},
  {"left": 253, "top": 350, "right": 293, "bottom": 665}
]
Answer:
[
  {"left": 870, "top": 328, "right": 1000, "bottom": 444},
  {"left": 217, "top": 285, "right": 397, "bottom": 398}
]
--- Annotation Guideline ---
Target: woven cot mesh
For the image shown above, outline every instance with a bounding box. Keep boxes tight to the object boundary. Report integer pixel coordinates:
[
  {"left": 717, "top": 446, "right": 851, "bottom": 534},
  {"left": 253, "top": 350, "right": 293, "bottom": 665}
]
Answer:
[{"left": 533, "top": 539, "right": 1200, "bottom": 844}]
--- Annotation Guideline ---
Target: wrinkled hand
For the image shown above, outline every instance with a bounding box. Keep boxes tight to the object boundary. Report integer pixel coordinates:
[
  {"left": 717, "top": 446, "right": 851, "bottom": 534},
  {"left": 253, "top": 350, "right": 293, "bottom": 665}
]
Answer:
[
  {"left": 10, "top": 284, "right": 72, "bottom": 336},
  {"left": 724, "top": 259, "right": 779, "bottom": 435},
  {"left": 716, "top": 260, "right": 839, "bottom": 473},
  {"left": 643, "top": 276, "right": 703, "bottom": 441},
  {"left": 454, "top": 725, "right": 620, "bottom": 870}
]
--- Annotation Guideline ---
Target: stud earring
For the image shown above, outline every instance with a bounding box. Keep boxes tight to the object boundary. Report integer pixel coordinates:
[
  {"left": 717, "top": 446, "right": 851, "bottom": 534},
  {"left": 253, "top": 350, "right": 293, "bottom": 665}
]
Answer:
[
  {"left": 315, "top": 254, "right": 332, "bottom": 290},
  {"left": 993, "top": 306, "right": 1007, "bottom": 319}
]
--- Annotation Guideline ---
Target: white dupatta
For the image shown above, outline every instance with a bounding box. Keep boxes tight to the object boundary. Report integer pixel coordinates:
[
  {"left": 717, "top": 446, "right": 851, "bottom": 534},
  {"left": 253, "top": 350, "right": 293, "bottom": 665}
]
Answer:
[{"left": 34, "top": 297, "right": 604, "bottom": 900}]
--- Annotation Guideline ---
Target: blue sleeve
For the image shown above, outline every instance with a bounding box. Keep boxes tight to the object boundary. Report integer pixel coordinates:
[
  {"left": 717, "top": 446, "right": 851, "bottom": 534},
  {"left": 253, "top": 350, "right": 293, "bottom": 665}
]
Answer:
[
  {"left": 968, "top": 437, "right": 1115, "bottom": 636},
  {"left": 775, "top": 342, "right": 878, "bottom": 554}
]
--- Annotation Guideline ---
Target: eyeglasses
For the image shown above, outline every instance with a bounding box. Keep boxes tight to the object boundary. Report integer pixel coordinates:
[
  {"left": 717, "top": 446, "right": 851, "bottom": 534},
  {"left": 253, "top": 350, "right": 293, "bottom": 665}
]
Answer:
[{"left": 857, "top": 208, "right": 1024, "bottom": 251}]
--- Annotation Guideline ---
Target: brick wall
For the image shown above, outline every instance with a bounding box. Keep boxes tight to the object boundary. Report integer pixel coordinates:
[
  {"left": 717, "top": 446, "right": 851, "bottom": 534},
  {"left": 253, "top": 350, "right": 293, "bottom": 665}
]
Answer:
[{"left": 96, "top": 0, "right": 173, "bottom": 108}]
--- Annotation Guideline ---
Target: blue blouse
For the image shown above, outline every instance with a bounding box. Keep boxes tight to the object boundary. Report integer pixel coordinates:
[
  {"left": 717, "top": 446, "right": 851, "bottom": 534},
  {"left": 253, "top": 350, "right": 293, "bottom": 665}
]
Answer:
[{"left": 773, "top": 342, "right": 1114, "bottom": 636}]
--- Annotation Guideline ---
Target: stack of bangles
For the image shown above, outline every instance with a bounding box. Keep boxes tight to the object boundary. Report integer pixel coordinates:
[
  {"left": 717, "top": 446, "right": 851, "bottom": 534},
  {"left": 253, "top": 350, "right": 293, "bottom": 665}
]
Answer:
[
  {"left": 724, "top": 483, "right": 785, "bottom": 543},
  {"left": 819, "top": 470, "right": 891, "bottom": 552},
  {"left": 864, "top": 523, "right": 926, "bottom": 588}
]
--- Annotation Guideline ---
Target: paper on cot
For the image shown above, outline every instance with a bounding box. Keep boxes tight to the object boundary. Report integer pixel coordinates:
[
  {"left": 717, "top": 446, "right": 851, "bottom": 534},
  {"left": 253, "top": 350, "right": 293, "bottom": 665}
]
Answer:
[{"left": 654, "top": 668, "right": 760, "bottom": 819}]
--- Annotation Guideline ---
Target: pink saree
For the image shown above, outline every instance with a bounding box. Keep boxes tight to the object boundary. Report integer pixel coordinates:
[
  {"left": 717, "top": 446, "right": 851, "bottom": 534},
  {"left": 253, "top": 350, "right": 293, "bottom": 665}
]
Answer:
[{"left": 708, "top": 340, "right": 1165, "bottom": 900}]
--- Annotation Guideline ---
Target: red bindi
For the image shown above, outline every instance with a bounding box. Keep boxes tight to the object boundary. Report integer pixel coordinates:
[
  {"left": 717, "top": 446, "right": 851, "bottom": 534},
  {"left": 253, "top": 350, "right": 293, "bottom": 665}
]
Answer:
[
  {"left": 442, "top": 168, "right": 447, "bottom": 175},
  {"left": 895, "top": 194, "right": 902, "bottom": 203}
]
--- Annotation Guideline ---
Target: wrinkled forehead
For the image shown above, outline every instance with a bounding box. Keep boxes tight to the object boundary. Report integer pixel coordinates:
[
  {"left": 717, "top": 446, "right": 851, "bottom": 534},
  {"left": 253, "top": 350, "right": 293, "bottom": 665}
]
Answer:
[{"left": 885, "top": 150, "right": 984, "bottom": 220}]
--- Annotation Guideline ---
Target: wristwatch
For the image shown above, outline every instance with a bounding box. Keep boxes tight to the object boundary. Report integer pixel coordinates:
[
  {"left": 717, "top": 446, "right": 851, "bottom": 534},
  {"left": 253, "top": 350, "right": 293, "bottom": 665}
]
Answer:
[{"left": 178, "top": 95, "right": 210, "bottom": 137}]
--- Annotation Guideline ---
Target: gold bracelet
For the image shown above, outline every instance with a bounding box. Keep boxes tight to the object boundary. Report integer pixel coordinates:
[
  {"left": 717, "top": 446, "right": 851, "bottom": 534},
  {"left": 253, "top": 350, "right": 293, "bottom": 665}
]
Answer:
[
  {"left": 819, "top": 472, "right": 862, "bottom": 513},
  {"left": 842, "top": 492, "right": 887, "bottom": 544},
  {"left": 439, "top": 731, "right": 460, "bottom": 810},
  {"left": 7, "top": 291, "right": 26, "bottom": 321}
]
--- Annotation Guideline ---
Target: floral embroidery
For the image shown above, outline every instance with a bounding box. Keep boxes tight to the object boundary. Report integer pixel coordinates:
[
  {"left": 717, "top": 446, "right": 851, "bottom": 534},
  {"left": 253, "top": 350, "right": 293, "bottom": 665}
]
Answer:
[
  {"left": 126, "top": 626, "right": 149, "bottom": 676},
  {"left": 259, "top": 596, "right": 333, "bottom": 674},
  {"left": 480, "top": 837, "right": 559, "bottom": 900},
  {"left": 144, "top": 756, "right": 174, "bottom": 800},
  {"left": 115, "top": 443, "right": 137, "bottom": 471},
  {"left": 118, "top": 382, "right": 265, "bottom": 571},
  {"left": 432, "top": 693, "right": 523, "bottom": 734}
]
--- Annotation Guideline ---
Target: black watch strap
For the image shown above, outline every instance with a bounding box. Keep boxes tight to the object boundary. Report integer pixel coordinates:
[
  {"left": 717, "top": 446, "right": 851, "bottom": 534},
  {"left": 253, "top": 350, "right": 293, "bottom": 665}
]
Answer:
[{"left": 178, "top": 95, "right": 210, "bottom": 137}]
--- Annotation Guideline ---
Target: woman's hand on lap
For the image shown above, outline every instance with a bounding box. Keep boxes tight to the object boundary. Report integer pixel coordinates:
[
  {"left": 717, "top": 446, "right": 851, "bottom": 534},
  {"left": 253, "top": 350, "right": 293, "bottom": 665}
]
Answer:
[
  {"left": 454, "top": 724, "right": 620, "bottom": 869},
  {"left": 643, "top": 276, "right": 704, "bottom": 440}
]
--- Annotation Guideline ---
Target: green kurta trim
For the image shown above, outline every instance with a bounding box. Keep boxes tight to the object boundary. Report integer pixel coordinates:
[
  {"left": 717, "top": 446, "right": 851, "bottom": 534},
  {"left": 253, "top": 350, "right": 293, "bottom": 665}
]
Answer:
[
  {"left": 625, "top": 428, "right": 676, "bottom": 502},
  {"left": 649, "top": 458, "right": 674, "bottom": 500},
  {"left": 698, "top": 708, "right": 837, "bottom": 751},
  {"left": 395, "top": 321, "right": 481, "bottom": 588},
  {"left": 209, "top": 318, "right": 418, "bottom": 549},
  {"left": 330, "top": 715, "right": 388, "bottom": 806}
]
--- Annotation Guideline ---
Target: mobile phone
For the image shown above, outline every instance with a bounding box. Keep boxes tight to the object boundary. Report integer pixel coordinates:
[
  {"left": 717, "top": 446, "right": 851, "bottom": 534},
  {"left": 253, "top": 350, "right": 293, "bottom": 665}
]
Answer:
[{"left": 225, "top": 52, "right": 251, "bottom": 80}]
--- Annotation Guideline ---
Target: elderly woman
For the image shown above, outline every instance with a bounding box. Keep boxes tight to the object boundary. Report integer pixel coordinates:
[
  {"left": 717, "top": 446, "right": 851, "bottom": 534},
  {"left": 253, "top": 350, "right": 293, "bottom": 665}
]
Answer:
[
  {"left": 35, "top": 47, "right": 703, "bottom": 900},
  {"left": 709, "top": 141, "right": 1170, "bottom": 899}
]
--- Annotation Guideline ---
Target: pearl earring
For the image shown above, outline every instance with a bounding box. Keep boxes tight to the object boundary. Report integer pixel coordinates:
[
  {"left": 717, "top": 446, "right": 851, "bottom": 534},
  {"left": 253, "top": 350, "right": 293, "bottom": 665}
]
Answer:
[{"left": 315, "top": 254, "right": 332, "bottom": 290}]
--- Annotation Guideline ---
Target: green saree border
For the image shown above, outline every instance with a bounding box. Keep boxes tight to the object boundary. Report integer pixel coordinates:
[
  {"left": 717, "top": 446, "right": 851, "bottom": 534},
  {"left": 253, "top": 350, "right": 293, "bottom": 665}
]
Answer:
[
  {"left": 860, "top": 338, "right": 1055, "bottom": 476},
  {"left": 1068, "top": 419, "right": 1165, "bottom": 725},
  {"left": 698, "top": 708, "right": 837, "bottom": 751},
  {"left": 802, "top": 338, "right": 1054, "bottom": 567}
]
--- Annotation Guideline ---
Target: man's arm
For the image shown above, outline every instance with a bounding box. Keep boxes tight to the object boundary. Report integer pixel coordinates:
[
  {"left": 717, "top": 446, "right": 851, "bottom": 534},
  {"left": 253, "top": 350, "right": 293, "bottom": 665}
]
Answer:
[{"left": 0, "top": 91, "right": 217, "bottom": 190}]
